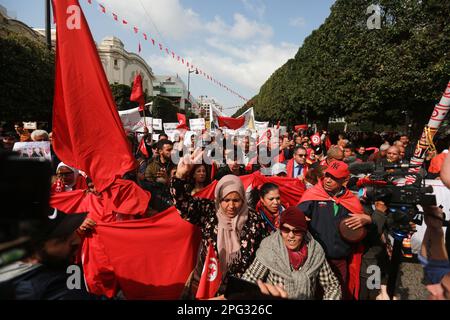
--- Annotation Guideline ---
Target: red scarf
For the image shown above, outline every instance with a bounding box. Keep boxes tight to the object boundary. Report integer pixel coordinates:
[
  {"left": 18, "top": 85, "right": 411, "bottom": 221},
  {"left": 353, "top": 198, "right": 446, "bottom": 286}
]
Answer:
[
  {"left": 288, "top": 242, "right": 308, "bottom": 270},
  {"left": 255, "top": 200, "right": 281, "bottom": 231},
  {"left": 298, "top": 180, "right": 365, "bottom": 300}
]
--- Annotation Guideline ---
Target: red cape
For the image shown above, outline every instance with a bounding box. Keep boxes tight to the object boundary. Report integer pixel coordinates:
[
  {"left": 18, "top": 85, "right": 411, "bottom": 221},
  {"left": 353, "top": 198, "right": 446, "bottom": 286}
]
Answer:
[
  {"left": 298, "top": 180, "right": 365, "bottom": 299},
  {"left": 286, "top": 158, "right": 309, "bottom": 179}
]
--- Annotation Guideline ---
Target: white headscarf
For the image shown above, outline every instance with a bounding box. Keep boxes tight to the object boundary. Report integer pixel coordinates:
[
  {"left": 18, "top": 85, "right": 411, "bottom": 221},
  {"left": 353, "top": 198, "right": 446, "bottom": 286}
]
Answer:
[{"left": 56, "top": 162, "right": 79, "bottom": 191}]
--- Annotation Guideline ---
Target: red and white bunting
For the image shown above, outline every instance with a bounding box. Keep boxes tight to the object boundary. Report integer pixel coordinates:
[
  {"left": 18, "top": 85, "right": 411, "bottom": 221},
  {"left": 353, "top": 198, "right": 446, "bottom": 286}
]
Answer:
[{"left": 84, "top": 0, "right": 248, "bottom": 102}]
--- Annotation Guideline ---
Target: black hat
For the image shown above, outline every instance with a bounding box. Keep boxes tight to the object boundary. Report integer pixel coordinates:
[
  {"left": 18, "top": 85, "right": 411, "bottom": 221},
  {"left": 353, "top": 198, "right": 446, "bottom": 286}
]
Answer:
[
  {"left": 313, "top": 145, "right": 322, "bottom": 155},
  {"left": 41, "top": 209, "right": 87, "bottom": 240}
]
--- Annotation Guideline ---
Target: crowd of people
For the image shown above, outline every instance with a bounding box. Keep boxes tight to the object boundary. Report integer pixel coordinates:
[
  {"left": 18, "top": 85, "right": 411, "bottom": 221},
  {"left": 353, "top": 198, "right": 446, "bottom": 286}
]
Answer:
[{"left": 1, "top": 121, "right": 449, "bottom": 300}]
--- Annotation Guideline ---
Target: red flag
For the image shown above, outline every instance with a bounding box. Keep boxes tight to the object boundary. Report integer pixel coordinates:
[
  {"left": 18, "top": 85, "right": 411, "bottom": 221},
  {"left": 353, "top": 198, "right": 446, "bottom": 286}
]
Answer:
[
  {"left": 87, "top": 0, "right": 92, "bottom": 4},
  {"left": 133, "top": 26, "right": 138, "bottom": 33},
  {"left": 294, "top": 124, "right": 308, "bottom": 132},
  {"left": 130, "top": 74, "right": 145, "bottom": 111},
  {"left": 83, "top": 206, "right": 201, "bottom": 299},
  {"left": 112, "top": 13, "right": 118, "bottom": 21},
  {"left": 218, "top": 116, "right": 245, "bottom": 129},
  {"left": 51, "top": 0, "right": 136, "bottom": 192},
  {"left": 195, "top": 243, "right": 222, "bottom": 299},
  {"left": 138, "top": 138, "right": 149, "bottom": 158},
  {"left": 122, "top": 19, "right": 128, "bottom": 24},
  {"left": 143, "top": 33, "right": 147, "bottom": 40},
  {"left": 159, "top": 43, "right": 163, "bottom": 50},
  {"left": 172, "top": 51, "right": 175, "bottom": 58},
  {"left": 310, "top": 133, "right": 321, "bottom": 146},
  {"left": 99, "top": 4, "right": 105, "bottom": 13},
  {"left": 176, "top": 113, "right": 189, "bottom": 130}
]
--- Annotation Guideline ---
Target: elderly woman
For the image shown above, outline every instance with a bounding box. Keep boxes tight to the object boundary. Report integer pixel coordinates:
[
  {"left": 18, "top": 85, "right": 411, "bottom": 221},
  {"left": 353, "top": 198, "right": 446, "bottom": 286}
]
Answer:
[
  {"left": 171, "top": 151, "right": 269, "bottom": 298},
  {"left": 51, "top": 162, "right": 87, "bottom": 192},
  {"left": 241, "top": 206, "right": 341, "bottom": 300}
]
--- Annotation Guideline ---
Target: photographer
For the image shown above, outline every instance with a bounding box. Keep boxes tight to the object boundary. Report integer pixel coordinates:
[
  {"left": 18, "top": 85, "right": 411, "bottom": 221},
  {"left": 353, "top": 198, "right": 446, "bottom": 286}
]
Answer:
[{"left": 0, "top": 212, "right": 98, "bottom": 300}]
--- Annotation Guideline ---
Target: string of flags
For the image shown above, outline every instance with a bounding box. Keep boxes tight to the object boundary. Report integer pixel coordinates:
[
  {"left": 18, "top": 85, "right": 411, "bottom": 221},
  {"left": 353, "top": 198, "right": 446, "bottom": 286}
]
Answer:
[{"left": 84, "top": 0, "right": 249, "bottom": 102}]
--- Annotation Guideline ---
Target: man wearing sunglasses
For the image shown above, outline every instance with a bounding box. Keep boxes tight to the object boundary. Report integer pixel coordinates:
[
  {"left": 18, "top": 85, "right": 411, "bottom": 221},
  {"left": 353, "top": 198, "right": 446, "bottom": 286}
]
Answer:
[
  {"left": 298, "top": 160, "right": 372, "bottom": 299},
  {"left": 285, "top": 146, "right": 308, "bottom": 180}
]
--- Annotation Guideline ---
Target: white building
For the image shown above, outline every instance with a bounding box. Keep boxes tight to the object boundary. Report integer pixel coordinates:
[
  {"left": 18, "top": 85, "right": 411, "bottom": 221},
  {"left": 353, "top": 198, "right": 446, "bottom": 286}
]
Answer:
[
  {"left": 97, "top": 36, "right": 154, "bottom": 95},
  {"left": 197, "top": 96, "right": 223, "bottom": 120}
]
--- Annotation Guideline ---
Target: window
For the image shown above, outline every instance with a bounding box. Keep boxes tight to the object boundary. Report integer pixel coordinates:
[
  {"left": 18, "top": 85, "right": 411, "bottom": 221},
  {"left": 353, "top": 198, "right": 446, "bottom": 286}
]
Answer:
[{"left": 114, "top": 59, "right": 118, "bottom": 67}]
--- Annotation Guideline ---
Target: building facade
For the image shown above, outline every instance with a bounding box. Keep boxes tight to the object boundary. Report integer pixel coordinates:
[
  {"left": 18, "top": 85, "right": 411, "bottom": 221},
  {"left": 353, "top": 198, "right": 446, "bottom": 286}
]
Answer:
[
  {"left": 97, "top": 36, "right": 154, "bottom": 95},
  {"left": 197, "top": 96, "right": 223, "bottom": 121}
]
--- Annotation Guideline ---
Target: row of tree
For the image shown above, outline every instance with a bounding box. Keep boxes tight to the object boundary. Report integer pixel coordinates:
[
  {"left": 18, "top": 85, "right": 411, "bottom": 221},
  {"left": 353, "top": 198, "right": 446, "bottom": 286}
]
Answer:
[
  {"left": 235, "top": 0, "right": 450, "bottom": 135},
  {"left": 0, "top": 32, "right": 189, "bottom": 127}
]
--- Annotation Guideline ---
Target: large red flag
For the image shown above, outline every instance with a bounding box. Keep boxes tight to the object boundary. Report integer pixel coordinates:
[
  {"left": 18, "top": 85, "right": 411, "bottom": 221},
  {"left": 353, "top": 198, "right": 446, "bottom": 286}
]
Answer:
[
  {"left": 195, "top": 243, "right": 222, "bottom": 299},
  {"left": 82, "top": 206, "right": 201, "bottom": 299},
  {"left": 130, "top": 74, "right": 145, "bottom": 111},
  {"left": 52, "top": 0, "right": 136, "bottom": 192},
  {"left": 218, "top": 116, "right": 245, "bottom": 129}
]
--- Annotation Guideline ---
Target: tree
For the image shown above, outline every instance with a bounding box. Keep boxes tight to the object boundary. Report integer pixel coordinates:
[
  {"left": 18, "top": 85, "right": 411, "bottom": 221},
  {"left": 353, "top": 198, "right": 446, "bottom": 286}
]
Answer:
[
  {"left": 0, "top": 34, "right": 54, "bottom": 123},
  {"left": 252, "top": 0, "right": 450, "bottom": 132},
  {"left": 109, "top": 83, "right": 137, "bottom": 110},
  {"left": 151, "top": 96, "right": 179, "bottom": 123}
]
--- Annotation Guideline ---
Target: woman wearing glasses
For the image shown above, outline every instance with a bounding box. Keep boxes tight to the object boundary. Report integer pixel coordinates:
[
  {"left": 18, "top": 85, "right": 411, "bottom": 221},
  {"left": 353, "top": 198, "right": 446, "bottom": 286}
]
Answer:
[
  {"left": 241, "top": 206, "right": 341, "bottom": 300},
  {"left": 51, "top": 162, "right": 87, "bottom": 192}
]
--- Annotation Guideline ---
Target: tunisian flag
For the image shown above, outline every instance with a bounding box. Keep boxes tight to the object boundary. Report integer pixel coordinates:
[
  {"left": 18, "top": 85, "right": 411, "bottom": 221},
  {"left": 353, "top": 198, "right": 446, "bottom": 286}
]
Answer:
[
  {"left": 196, "top": 243, "right": 222, "bottom": 299},
  {"left": 218, "top": 116, "right": 245, "bottom": 129},
  {"left": 52, "top": 0, "right": 136, "bottom": 192},
  {"left": 176, "top": 113, "right": 189, "bottom": 130},
  {"left": 130, "top": 74, "right": 145, "bottom": 111}
]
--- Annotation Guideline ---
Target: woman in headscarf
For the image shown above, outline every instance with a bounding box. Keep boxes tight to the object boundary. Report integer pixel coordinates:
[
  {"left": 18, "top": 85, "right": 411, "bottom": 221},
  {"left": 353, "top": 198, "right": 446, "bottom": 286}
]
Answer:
[
  {"left": 51, "top": 162, "right": 87, "bottom": 192},
  {"left": 241, "top": 206, "right": 342, "bottom": 300},
  {"left": 171, "top": 151, "right": 270, "bottom": 298}
]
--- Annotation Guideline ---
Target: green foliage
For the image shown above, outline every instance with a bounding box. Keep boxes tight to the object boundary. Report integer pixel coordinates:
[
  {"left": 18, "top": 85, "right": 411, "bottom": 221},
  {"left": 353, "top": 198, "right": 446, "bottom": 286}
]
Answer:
[
  {"left": 151, "top": 96, "right": 179, "bottom": 123},
  {"left": 109, "top": 83, "right": 137, "bottom": 110},
  {"left": 253, "top": 0, "right": 450, "bottom": 132},
  {"left": 0, "top": 34, "right": 54, "bottom": 122}
]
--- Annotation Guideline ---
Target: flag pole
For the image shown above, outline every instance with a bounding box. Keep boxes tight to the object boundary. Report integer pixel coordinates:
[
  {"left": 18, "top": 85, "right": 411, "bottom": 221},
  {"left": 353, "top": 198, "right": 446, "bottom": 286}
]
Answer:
[{"left": 406, "top": 81, "right": 450, "bottom": 184}]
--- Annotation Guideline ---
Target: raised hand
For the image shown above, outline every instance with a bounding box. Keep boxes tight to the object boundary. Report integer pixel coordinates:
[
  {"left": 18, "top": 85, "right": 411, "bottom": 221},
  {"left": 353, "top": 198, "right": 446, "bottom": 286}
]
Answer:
[{"left": 175, "top": 148, "right": 204, "bottom": 179}]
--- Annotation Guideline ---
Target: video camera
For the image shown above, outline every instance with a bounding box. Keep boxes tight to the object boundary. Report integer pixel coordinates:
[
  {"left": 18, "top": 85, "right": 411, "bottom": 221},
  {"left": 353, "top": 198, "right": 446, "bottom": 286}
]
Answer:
[{"left": 349, "top": 161, "right": 437, "bottom": 237}]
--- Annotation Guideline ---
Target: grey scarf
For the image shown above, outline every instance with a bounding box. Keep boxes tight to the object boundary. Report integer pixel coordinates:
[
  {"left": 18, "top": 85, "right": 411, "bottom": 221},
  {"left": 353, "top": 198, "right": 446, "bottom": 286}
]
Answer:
[{"left": 256, "top": 231, "right": 326, "bottom": 299}]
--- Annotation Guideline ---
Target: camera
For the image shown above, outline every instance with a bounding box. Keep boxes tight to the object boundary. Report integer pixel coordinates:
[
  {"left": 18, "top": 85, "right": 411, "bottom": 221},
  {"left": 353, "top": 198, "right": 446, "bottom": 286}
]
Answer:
[{"left": 355, "top": 162, "right": 436, "bottom": 236}]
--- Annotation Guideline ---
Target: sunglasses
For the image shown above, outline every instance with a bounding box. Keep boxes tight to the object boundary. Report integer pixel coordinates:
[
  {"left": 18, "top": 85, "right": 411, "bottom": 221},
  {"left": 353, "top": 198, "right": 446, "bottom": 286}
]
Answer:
[
  {"left": 280, "top": 225, "right": 304, "bottom": 236},
  {"left": 296, "top": 154, "right": 306, "bottom": 157}
]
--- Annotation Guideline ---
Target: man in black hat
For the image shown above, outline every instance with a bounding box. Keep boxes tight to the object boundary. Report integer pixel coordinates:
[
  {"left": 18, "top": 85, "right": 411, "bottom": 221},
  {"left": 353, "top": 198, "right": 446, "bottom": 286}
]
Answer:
[{"left": 0, "top": 211, "right": 99, "bottom": 300}]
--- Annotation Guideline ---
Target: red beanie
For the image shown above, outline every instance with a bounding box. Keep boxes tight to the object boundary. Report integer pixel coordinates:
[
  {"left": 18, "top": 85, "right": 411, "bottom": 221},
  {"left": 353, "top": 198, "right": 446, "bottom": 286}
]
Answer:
[{"left": 280, "top": 206, "right": 308, "bottom": 233}]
